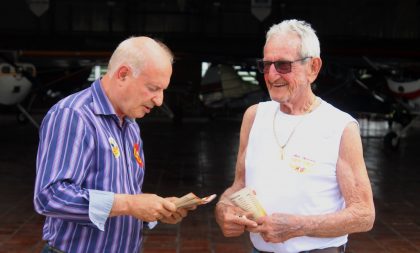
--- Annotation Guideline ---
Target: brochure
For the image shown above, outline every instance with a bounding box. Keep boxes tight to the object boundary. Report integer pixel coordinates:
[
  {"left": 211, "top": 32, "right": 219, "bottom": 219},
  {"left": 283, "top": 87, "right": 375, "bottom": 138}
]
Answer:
[
  {"left": 229, "top": 187, "right": 266, "bottom": 219},
  {"left": 174, "top": 192, "right": 217, "bottom": 209}
]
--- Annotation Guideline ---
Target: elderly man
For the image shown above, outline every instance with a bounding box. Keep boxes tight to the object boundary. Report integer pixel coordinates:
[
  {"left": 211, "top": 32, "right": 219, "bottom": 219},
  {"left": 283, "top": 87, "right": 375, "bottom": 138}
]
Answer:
[
  {"left": 215, "top": 19, "right": 375, "bottom": 253},
  {"left": 34, "top": 37, "right": 193, "bottom": 253}
]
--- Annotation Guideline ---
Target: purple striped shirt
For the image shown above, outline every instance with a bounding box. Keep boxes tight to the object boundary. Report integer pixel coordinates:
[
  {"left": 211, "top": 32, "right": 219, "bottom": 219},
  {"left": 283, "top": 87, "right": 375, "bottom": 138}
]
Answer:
[{"left": 34, "top": 79, "right": 146, "bottom": 253}]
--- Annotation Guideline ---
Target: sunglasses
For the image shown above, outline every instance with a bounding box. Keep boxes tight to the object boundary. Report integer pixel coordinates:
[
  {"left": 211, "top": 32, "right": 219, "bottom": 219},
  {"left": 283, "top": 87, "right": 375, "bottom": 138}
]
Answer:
[{"left": 256, "top": 57, "right": 312, "bottom": 74}]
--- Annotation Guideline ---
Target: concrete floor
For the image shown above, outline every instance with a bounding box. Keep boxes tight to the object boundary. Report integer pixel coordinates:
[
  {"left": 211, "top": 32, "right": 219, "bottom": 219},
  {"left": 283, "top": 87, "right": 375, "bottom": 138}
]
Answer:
[{"left": 0, "top": 112, "right": 419, "bottom": 253}]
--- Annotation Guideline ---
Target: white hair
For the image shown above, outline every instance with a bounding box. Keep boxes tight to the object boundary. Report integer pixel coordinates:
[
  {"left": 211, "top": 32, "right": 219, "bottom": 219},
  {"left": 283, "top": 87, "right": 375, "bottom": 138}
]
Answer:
[
  {"left": 107, "top": 37, "right": 174, "bottom": 77},
  {"left": 108, "top": 37, "right": 145, "bottom": 77},
  {"left": 266, "top": 19, "right": 320, "bottom": 58}
]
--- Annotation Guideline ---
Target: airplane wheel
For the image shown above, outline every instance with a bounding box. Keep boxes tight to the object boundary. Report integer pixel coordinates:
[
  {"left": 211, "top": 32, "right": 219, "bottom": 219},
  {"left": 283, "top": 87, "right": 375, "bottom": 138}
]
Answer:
[
  {"left": 16, "top": 112, "right": 28, "bottom": 124},
  {"left": 384, "top": 131, "right": 399, "bottom": 150}
]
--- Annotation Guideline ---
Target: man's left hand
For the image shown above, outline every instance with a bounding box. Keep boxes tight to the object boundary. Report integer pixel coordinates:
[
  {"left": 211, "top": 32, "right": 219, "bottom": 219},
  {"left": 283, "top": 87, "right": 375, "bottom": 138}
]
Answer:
[{"left": 247, "top": 213, "right": 304, "bottom": 243}]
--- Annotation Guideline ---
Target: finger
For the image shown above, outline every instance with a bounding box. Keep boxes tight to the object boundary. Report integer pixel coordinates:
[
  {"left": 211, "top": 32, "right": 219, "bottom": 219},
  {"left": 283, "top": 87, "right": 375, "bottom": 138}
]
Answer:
[
  {"left": 161, "top": 199, "right": 177, "bottom": 212},
  {"left": 186, "top": 205, "right": 197, "bottom": 210},
  {"left": 224, "top": 230, "right": 244, "bottom": 237},
  {"left": 261, "top": 233, "right": 270, "bottom": 242},
  {"left": 243, "top": 211, "right": 257, "bottom": 220},
  {"left": 160, "top": 215, "right": 179, "bottom": 224},
  {"left": 176, "top": 208, "right": 188, "bottom": 218},
  {"left": 165, "top": 196, "right": 178, "bottom": 202},
  {"left": 255, "top": 216, "right": 267, "bottom": 225},
  {"left": 246, "top": 225, "right": 263, "bottom": 233},
  {"left": 171, "top": 211, "right": 183, "bottom": 220},
  {"left": 232, "top": 214, "right": 258, "bottom": 227},
  {"left": 223, "top": 226, "right": 245, "bottom": 236},
  {"left": 155, "top": 205, "right": 174, "bottom": 219}
]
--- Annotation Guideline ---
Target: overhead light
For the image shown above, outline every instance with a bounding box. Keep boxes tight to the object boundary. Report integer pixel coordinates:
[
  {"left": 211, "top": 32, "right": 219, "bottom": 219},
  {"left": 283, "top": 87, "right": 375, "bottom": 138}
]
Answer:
[
  {"left": 251, "top": 0, "right": 272, "bottom": 21},
  {"left": 26, "top": 0, "right": 49, "bottom": 17}
]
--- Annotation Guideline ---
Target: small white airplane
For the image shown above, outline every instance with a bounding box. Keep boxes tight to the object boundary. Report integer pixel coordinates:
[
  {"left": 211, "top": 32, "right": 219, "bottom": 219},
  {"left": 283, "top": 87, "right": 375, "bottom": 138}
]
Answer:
[
  {"left": 0, "top": 61, "right": 39, "bottom": 128},
  {"left": 200, "top": 63, "right": 267, "bottom": 114},
  {"left": 0, "top": 49, "right": 98, "bottom": 128},
  {"left": 360, "top": 57, "right": 420, "bottom": 149}
]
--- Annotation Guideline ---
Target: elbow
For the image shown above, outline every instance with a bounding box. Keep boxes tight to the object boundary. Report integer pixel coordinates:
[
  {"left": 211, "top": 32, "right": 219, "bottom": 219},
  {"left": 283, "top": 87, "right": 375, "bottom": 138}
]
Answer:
[
  {"left": 363, "top": 210, "right": 375, "bottom": 232},
  {"left": 348, "top": 204, "right": 375, "bottom": 233},
  {"left": 357, "top": 206, "right": 375, "bottom": 232},
  {"left": 33, "top": 190, "right": 52, "bottom": 216},
  {"left": 33, "top": 195, "right": 47, "bottom": 215}
]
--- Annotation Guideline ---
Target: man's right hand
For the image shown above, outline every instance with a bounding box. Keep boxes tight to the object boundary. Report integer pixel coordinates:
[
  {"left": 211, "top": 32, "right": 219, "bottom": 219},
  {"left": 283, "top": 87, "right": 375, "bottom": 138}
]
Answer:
[
  {"left": 111, "top": 193, "right": 177, "bottom": 222},
  {"left": 215, "top": 201, "right": 257, "bottom": 237}
]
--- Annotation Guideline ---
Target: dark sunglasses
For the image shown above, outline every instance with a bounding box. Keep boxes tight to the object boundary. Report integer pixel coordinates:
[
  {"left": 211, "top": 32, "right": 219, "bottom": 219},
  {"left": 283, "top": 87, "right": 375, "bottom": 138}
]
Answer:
[{"left": 256, "top": 57, "right": 312, "bottom": 74}]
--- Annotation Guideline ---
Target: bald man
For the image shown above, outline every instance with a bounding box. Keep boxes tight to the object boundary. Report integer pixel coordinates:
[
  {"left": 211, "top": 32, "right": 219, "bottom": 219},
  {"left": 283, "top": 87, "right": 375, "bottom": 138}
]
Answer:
[{"left": 34, "top": 37, "right": 193, "bottom": 253}]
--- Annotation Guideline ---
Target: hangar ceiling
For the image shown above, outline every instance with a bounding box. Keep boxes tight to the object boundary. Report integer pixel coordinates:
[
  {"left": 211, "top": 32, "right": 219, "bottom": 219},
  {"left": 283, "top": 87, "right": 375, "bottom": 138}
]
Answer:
[
  {"left": 1, "top": 0, "right": 419, "bottom": 61},
  {"left": 1, "top": 0, "right": 419, "bottom": 123}
]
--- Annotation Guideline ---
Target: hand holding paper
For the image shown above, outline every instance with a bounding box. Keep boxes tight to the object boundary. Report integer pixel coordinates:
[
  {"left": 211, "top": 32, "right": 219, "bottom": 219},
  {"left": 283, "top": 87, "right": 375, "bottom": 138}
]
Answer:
[{"left": 228, "top": 187, "right": 266, "bottom": 219}]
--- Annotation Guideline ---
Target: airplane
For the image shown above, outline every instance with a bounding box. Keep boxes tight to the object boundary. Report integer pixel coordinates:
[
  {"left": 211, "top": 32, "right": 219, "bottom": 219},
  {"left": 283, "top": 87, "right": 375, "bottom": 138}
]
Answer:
[
  {"left": 199, "top": 62, "right": 269, "bottom": 118},
  {"left": 0, "top": 50, "right": 94, "bottom": 128},
  {"left": 0, "top": 53, "right": 39, "bottom": 128},
  {"left": 315, "top": 55, "right": 420, "bottom": 150},
  {"left": 361, "top": 56, "right": 420, "bottom": 149}
]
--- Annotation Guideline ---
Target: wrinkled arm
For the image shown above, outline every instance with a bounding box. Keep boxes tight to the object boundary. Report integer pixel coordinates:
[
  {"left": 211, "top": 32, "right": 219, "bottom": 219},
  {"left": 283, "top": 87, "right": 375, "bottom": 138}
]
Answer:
[
  {"left": 303, "top": 121, "right": 375, "bottom": 236},
  {"left": 215, "top": 105, "right": 259, "bottom": 237},
  {"left": 217, "top": 105, "right": 258, "bottom": 202}
]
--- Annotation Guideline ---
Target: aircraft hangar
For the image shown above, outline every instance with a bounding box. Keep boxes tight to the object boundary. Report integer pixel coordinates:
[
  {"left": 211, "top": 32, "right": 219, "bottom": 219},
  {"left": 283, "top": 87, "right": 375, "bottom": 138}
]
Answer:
[{"left": 0, "top": 0, "right": 419, "bottom": 252}]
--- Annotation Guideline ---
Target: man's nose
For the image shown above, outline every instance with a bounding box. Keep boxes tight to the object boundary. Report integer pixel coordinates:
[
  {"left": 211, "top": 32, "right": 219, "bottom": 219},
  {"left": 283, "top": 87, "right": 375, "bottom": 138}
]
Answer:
[
  {"left": 266, "top": 64, "right": 281, "bottom": 82},
  {"left": 152, "top": 92, "right": 164, "bottom": 106}
]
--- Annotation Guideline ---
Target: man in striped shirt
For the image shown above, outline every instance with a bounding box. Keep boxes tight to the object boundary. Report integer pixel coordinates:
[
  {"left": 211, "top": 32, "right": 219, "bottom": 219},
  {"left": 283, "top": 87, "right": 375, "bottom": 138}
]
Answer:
[{"left": 34, "top": 37, "right": 193, "bottom": 253}]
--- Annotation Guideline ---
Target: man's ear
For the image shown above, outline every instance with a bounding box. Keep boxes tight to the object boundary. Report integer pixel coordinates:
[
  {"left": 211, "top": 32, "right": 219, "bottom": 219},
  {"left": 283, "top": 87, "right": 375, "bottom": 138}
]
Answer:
[
  {"left": 117, "top": 65, "right": 130, "bottom": 82},
  {"left": 308, "top": 57, "right": 322, "bottom": 83}
]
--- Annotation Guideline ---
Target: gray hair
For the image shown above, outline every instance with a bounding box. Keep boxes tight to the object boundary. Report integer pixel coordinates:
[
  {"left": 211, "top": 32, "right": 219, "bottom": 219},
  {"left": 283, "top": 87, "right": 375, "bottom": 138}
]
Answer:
[
  {"left": 107, "top": 37, "right": 174, "bottom": 77},
  {"left": 266, "top": 19, "right": 320, "bottom": 58}
]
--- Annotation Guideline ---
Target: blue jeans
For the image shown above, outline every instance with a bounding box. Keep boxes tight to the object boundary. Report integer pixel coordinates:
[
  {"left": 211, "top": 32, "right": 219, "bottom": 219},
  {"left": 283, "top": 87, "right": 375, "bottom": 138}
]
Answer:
[
  {"left": 251, "top": 245, "right": 346, "bottom": 253},
  {"left": 41, "top": 244, "right": 66, "bottom": 253},
  {"left": 251, "top": 247, "right": 259, "bottom": 253}
]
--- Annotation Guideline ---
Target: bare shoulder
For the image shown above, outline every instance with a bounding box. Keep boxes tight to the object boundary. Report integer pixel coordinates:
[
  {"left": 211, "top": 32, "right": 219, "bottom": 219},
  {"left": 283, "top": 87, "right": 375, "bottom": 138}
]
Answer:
[
  {"left": 337, "top": 120, "right": 369, "bottom": 193},
  {"left": 241, "top": 104, "right": 258, "bottom": 129},
  {"left": 237, "top": 104, "right": 259, "bottom": 153},
  {"left": 343, "top": 121, "right": 360, "bottom": 138},
  {"left": 339, "top": 121, "right": 362, "bottom": 157}
]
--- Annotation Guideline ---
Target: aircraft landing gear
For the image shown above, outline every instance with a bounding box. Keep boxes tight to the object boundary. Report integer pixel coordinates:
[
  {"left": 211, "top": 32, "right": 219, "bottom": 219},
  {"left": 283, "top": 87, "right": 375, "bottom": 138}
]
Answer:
[
  {"left": 383, "top": 131, "right": 399, "bottom": 150},
  {"left": 383, "top": 114, "right": 419, "bottom": 150}
]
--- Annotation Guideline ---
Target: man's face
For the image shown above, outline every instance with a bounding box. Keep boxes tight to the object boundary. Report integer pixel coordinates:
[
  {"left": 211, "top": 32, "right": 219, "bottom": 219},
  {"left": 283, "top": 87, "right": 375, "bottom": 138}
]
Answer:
[
  {"left": 118, "top": 61, "right": 172, "bottom": 119},
  {"left": 263, "top": 33, "right": 311, "bottom": 104}
]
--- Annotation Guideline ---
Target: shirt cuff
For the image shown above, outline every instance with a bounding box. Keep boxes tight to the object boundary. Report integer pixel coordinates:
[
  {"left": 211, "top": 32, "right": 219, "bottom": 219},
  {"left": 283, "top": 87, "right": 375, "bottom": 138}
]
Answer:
[
  {"left": 88, "top": 189, "right": 114, "bottom": 231},
  {"left": 147, "top": 221, "right": 158, "bottom": 229}
]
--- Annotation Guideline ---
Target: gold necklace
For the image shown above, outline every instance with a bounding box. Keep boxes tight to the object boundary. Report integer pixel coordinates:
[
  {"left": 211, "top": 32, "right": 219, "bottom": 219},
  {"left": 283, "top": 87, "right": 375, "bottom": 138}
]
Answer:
[{"left": 272, "top": 96, "right": 317, "bottom": 160}]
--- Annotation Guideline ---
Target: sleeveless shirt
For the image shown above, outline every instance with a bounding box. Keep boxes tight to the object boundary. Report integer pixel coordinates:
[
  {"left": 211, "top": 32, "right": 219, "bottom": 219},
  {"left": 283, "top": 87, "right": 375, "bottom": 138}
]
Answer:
[{"left": 245, "top": 99, "right": 356, "bottom": 253}]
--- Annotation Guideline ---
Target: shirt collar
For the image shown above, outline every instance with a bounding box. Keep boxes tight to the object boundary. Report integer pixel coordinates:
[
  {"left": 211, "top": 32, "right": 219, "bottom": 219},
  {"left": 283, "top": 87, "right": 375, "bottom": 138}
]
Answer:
[{"left": 91, "top": 79, "right": 135, "bottom": 124}]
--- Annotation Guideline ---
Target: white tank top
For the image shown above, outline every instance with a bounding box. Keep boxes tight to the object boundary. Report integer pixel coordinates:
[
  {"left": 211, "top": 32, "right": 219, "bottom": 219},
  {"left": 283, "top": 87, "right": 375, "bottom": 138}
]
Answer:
[{"left": 245, "top": 99, "right": 356, "bottom": 253}]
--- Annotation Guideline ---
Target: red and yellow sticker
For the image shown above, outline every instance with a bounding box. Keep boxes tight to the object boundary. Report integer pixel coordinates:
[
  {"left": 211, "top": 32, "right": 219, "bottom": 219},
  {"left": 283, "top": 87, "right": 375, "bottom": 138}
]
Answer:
[{"left": 133, "top": 143, "right": 143, "bottom": 167}]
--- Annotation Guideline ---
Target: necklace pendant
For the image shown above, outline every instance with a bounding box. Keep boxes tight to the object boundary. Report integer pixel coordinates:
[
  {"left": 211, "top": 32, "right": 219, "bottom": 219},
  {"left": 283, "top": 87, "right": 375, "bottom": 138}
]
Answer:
[{"left": 280, "top": 147, "right": 284, "bottom": 160}]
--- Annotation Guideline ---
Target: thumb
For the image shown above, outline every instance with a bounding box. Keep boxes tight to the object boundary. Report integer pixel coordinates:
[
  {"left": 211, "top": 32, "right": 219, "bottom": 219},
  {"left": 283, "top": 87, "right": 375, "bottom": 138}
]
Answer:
[
  {"left": 162, "top": 198, "right": 177, "bottom": 212},
  {"left": 255, "top": 215, "right": 267, "bottom": 225}
]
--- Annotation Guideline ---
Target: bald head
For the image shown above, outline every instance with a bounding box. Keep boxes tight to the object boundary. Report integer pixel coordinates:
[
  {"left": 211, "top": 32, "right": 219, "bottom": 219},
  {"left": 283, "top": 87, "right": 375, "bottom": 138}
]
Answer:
[
  {"left": 107, "top": 36, "right": 174, "bottom": 78},
  {"left": 101, "top": 36, "right": 173, "bottom": 120}
]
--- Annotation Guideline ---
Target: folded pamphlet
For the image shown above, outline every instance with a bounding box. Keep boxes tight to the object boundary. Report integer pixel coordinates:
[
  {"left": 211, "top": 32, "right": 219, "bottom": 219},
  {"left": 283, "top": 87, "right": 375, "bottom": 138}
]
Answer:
[
  {"left": 229, "top": 187, "right": 266, "bottom": 219},
  {"left": 174, "top": 193, "right": 217, "bottom": 209}
]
